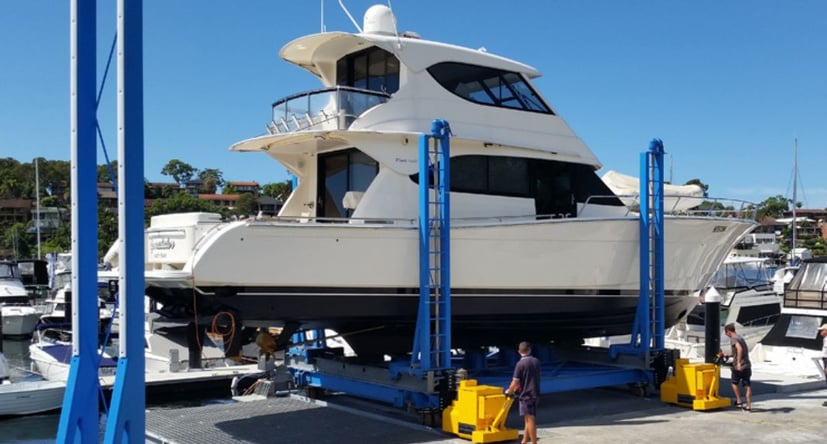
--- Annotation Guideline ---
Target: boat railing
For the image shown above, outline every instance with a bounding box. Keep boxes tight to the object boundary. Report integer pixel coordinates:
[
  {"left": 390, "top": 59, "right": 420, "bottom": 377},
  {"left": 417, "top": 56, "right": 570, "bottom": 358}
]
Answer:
[
  {"left": 267, "top": 86, "right": 391, "bottom": 135},
  {"left": 247, "top": 213, "right": 572, "bottom": 226},
  {"left": 586, "top": 194, "right": 758, "bottom": 219}
]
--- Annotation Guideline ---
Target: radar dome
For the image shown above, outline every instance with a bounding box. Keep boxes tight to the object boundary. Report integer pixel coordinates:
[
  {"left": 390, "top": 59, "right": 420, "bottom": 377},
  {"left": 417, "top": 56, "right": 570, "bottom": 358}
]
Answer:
[{"left": 363, "top": 4, "right": 397, "bottom": 35}]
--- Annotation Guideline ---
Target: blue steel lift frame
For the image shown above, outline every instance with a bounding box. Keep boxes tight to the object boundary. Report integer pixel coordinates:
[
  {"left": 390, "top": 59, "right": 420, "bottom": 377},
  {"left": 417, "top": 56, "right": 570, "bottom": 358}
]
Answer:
[
  {"left": 58, "top": 1, "right": 145, "bottom": 443},
  {"left": 609, "top": 138, "right": 667, "bottom": 359},
  {"left": 465, "top": 139, "right": 668, "bottom": 394},
  {"left": 57, "top": 2, "right": 99, "bottom": 442},
  {"left": 104, "top": 0, "right": 146, "bottom": 442},
  {"left": 289, "top": 121, "right": 453, "bottom": 411}
]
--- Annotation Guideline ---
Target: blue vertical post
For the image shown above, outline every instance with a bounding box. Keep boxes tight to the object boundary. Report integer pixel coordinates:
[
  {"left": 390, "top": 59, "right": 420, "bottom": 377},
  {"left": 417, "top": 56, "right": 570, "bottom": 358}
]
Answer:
[
  {"left": 637, "top": 149, "right": 651, "bottom": 354},
  {"left": 412, "top": 120, "right": 452, "bottom": 372},
  {"left": 609, "top": 139, "right": 666, "bottom": 359},
  {"left": 58, "top": 1, "right": 99, "bottom": 443},
  {"left": 413, "top": 131, "right": 432, "bottom": 370},
  {"left": 433, "top": 120, "right": 451, "bottom": 370},
  {"left": 650, "top": 139, "right": 665, "bottom": 350},
  {"left": 105, "top": 0, "right": 145, "bottom": 442}
]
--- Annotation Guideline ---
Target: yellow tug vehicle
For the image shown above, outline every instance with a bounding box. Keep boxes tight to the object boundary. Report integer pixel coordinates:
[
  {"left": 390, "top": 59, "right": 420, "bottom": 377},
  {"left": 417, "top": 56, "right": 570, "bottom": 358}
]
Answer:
[
  {"left": 660, "top": 357, "right": 731, "bottom": 410},
  {"left": 442, "top": 379, "right": 520, "bottom": 443}
]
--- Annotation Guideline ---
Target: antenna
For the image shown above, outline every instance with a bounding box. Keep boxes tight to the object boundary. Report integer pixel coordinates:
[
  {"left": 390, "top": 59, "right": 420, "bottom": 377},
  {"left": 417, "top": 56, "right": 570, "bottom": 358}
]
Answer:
[
  {"left": 791, "top": 137, "right": 797, "bottom": 258},
  {"left": 387, "top": 0, "right": 401, "bottom": 48},
  {"left": 320, "top": 0, "right": 326, "bottom": 33},
  {"left": 35, "top": 157, "right": 41, "bottom": 260},
  {"left": 338, "top": 0, "right": 362, "bottom": 33}
]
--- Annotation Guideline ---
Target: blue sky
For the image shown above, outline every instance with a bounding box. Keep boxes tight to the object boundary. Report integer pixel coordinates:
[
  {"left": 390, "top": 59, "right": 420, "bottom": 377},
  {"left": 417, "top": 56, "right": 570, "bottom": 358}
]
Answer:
[{"left": 2, "top": 1, "right": 826, "bottom": 208}]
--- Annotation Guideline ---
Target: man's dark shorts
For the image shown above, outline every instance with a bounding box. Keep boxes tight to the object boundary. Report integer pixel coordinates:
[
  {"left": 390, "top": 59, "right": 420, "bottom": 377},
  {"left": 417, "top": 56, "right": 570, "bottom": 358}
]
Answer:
[
  {"left": 731, "top": 367, "right": 752, "bottom": 386},
  {"left": 519, "top": 398, "right": 537, "bottom": 416}
]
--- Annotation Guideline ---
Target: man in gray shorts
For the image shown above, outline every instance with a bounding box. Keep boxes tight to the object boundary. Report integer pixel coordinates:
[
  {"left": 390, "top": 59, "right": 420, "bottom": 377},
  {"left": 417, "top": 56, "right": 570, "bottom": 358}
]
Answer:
[
  {"left": 506, "top": 342, "right": 541, "bottom": 444},
  {"left": 724, "top": 323, "right": 752, "bottom": 411}
]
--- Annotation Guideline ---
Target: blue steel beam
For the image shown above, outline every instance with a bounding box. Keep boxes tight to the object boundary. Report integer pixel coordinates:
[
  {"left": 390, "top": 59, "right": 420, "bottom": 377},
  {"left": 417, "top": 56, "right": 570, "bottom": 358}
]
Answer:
[
  {"left": 104, "top": 0, "right": 146, "bottom": 442},
  {"left": 609, "top": 139, "right": 666, "bottom": 360},
  {"left": 57, "top": 1, "right": 99, "bottom": 442},
  {"left": 650, "top": 139, "right": 666, "bottom": 350}
]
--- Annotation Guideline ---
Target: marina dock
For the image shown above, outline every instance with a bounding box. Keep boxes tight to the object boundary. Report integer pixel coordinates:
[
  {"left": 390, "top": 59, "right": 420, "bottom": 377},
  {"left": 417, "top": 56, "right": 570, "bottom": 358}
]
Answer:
[{"left": 145, "top": 367, "right": 827, "bottom": 444}]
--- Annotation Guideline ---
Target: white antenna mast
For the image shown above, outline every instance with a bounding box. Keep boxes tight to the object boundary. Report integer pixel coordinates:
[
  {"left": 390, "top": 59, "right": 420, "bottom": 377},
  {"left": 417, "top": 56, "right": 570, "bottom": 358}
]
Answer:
[
  {"left": 35, "top": 157, "right": 41, "bottom": 259},
  {"left": 387, "top": 0, "right": 401, "bottom": 48},
  {"left": 791, "top": 137, "right": 798, "bottom": 258},
  {"left": 338, "top": 0, "right": 362, "bottom": 33},
  {"left": 320, "top": 0, "right": 326, "bottom": 33}
]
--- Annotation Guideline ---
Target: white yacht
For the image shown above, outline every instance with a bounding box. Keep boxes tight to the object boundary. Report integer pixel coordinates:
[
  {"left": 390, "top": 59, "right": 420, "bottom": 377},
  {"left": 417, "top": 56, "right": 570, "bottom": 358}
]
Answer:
[
  {"left": 752, "top": 257, "right": 827, "bottom": 378},
  {"left": 140, "top": 5, "right": 755, "bottom": 356},
  {"left": 665, "top": 256, "right": 782, "bottom": 358},
  {"left": 0, "top": 261, "right": 42, "bottom": 337}
]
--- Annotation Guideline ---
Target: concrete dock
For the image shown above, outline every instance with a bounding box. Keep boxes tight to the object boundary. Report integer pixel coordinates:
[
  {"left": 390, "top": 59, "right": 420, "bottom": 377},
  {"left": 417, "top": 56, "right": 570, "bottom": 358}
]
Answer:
[{"left": 146, "top": 368, "right": 827, "bottom": 444}]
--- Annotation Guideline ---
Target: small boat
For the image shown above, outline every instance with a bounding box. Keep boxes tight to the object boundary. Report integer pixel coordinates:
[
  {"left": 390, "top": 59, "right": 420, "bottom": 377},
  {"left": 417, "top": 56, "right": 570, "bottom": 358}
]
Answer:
[
  {"left": 28, "top": 326, "right": 118, "bottom": 382},
  {"left": 1, "top": 260, "right": 46, "bottom": 337},
  {"left": 665, "top": 255, "right": 782, "bottom": 358},
  {"left": 0, "top": 351, "right": 65, "bottom": 417}
]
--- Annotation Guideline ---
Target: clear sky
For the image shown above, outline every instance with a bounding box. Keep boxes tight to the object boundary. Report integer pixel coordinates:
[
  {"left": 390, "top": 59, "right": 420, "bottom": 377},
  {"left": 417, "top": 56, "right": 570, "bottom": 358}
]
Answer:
[{"left": 2, "top": 1, "right": 826, "bottom": 208}]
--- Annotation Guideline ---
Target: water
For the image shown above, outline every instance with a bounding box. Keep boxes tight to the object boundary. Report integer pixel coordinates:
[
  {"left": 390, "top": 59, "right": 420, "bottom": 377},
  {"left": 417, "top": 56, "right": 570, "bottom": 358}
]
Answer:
[{"left": 1, "top": 338, "right": 60, "bottom": 443}]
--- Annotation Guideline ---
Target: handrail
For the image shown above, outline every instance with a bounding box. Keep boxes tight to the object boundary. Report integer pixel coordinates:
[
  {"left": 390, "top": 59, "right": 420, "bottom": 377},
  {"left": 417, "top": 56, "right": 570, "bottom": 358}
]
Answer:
[
  {"left": 270, "top": 85, "right": 390, "bottom": 108},
  {"left": 268, "top": 86, "right": 391, "bottom": 134},
  {"left": 584, "top": 193, "right": 759, "bottom": 220}
]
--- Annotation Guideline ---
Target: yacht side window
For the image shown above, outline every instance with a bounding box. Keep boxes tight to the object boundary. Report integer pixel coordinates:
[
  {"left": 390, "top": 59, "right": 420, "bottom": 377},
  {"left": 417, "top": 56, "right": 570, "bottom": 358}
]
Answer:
[
  {"left": 336, "top": 47, "right": 400, "bottom": 94},
  {"left": 410, "top": 155, "right": 623, "bottom": 217},
  {"left": 427, "top": 62, "right": 552, "bottom": 113}
]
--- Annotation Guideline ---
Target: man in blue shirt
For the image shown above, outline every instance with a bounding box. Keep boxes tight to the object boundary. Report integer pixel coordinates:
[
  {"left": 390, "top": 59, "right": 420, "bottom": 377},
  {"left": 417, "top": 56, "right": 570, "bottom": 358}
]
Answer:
[{"left": 505, "top": 341, "right": 541, "bottom": 444}]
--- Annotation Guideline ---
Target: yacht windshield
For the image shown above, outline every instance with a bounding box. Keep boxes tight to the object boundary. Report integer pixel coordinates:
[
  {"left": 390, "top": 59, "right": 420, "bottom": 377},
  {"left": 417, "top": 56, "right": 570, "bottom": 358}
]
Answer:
[
  {"left": 427, "top": 62, "right": 552, "bottom": 113},
  {"left": 710, "top": 260, "right": 772, "bottom": 289},
  {"left": 0, "top": 263, "right": 18, "bottom": 279}
]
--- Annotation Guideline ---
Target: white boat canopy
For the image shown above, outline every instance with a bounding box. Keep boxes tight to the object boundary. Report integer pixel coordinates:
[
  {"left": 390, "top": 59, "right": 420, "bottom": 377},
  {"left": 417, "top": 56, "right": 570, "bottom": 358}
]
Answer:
[{"left": 601, "top": 170, "right": 705, "bottom": 213}]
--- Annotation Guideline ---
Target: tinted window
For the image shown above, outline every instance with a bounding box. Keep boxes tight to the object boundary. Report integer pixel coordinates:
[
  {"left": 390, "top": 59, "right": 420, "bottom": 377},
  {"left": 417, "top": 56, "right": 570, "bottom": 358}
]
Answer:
[
  {"left": 337, "top": 47, "right": 400, "bottom": 94},
  {"left": 427, "top": 62, "right": 552, "bottom": 113},
  {"left": 411, "top": 155, "right": 623, "bottom": 217},
  {"left": 318, "top": 149, "right": 379, "bottom": 218}
]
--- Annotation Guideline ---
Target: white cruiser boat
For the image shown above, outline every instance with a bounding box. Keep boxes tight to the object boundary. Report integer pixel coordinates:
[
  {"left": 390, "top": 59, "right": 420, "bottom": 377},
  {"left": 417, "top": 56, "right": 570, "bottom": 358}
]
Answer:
[
  {"left": 1, "top": 261, "right": 43, "bottom": 337},
  {"left": 140, "top": 5, "right": 755, "bottom": 356},
  {"left": 752, "top": 257, "right": 827, "bottom": 378},
  {"left": 665, "top": 256, "right": 782, "bottom": 359},
  {"left": 0, "top": 351, "right": 64, "bottom": 416}
]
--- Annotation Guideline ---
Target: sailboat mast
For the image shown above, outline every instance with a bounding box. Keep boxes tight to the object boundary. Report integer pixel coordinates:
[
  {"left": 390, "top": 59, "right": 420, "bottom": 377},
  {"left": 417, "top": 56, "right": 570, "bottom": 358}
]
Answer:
[
  {"left": 35, "top": 157, "right": 41, "bottom": 259},
  {"left": 791, "top": 138, "right": 797, "bottom": 261}
]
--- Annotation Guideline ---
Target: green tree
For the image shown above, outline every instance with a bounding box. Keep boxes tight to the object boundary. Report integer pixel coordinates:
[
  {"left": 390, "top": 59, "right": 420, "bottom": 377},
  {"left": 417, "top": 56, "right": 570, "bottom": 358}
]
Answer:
[
  {"left": 262, "top": 181, "right": 293, "bottom": 201},
  {"left": 41, "top": 195, "right": 61, "bottom": 207},
  {"left": 160, "top": 159, "right": 197, "bottom": 188},
  {"left": 1, "top": 222, "right": 33, "bottom": 259},
  {"left": 97, "top": 160, "right": 118, "bottom": 185},
  {"left": 41, "top": 224, "right": 70, "bottom": 256},
  {"left": 684, "top": 178, "right": 709, "bottom": 197},
  {"left": 222, "top": 184, "right": 237, "bottom": 195},
  {"left": 756, "top": 195, "right": 791, "bottom": 220},
  {"left": 198, "top": 168, "right": 225, "bottom": 194},
  {"left": 98, "top": 204, "right": 118, "bottom": 257},
  {"left": 234, "top": 193, "right": 258, "bottom": 217}
]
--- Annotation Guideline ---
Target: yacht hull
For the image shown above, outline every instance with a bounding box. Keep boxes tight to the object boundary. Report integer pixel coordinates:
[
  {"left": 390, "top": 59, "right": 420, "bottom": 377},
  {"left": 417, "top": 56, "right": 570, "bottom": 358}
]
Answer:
[
  {"left": 144, "top": 215, "right": 754, "bottom": 355},
  {"left": 0, "top": 380, "right": 65, "bottom": 416}
]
